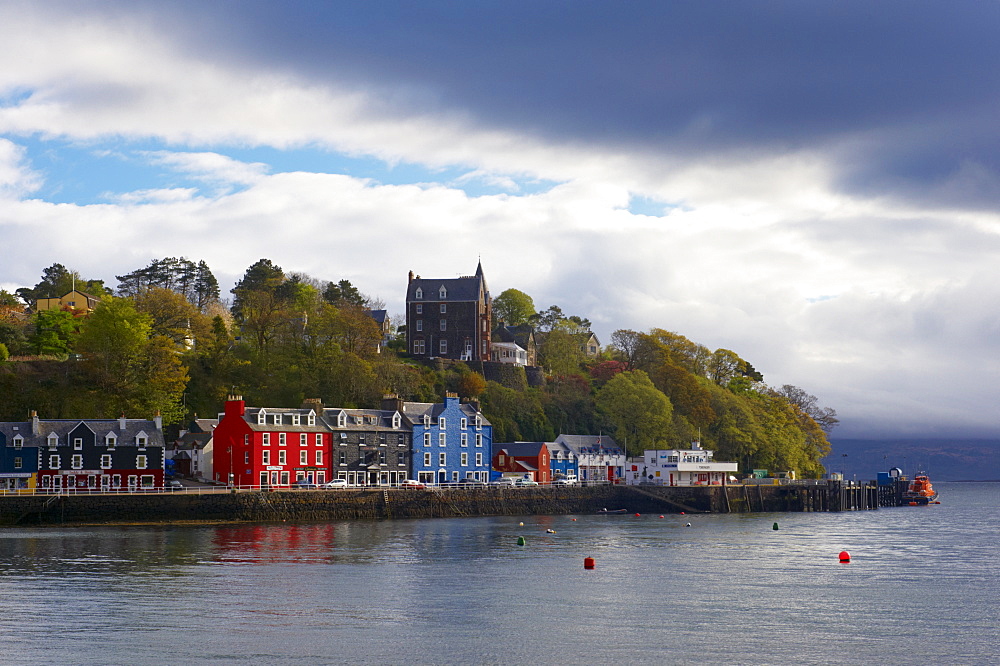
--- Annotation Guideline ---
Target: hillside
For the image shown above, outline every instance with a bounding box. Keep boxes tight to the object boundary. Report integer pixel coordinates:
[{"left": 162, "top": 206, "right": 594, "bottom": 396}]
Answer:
[{"left": 824, "top": 438, "right": 1000, "bottom": 482}]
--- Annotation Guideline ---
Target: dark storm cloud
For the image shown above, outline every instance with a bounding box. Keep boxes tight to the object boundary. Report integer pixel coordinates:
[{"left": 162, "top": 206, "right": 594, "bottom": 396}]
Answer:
[{"left": 92, "top": 0, "right": 1000, "bottom": 206}]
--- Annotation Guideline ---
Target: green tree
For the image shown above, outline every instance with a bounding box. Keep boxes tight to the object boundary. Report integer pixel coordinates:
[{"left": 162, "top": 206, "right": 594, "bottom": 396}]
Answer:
[
  {"left": 323, "top": 279, "right": 366, "bottom": 307},
  {"left": 30, "top": 309, "right": 81, "bottom": 356},
  {"left": 595, "top": 370, "right": 674, "bottom": 455},
  {"left": 16, "top": 263, "right": 109, "bottom": 304},
  {"left": 493, "top": 288, "right": 535, "bottom": 326}
]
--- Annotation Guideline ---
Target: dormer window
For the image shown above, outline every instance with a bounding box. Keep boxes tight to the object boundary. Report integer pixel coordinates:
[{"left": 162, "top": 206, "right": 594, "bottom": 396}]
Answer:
[
  {"left": 392, "top": 413, "right": 401, "bottom": 429},
  {"left": 13, "top": 435, "right": 23, "bottom": 449},
  {"left": 423, "top": 415, "right": 430, "bottom": 427},
  {"left": 137, "top": 435, "right": 147, "bottom": 449},
  {"left": 355, "top": 416, "right": 363, "bottom": 425},
  {"left": 338, "top": 412, "right": 347, "bottom": 428},
  {"left": 257, "top": 411, "right": 266, "bottom": 425},
  {"left": 439, "top": 286, "right": 447, "bottom": 299},
  {"left": 106, "top": 434, "right": 117, "bottom": 449},
  {"left": 475, "top": 416, "right": 482, "bottom": 430},
  {"left": 292, "top": 414, "right": 300, "bottom": 426},
  {"left": 272, "top": 414, "right": 281, "bottom": 425},
  {"left": 47, "top": 433, "right": 59, "bottom": 449},
  {"left": 307, "top": 413, "right": 315, "bottom": 427},
  {"left": 415, "top": 288, "right": 423, "bottom": 300}
]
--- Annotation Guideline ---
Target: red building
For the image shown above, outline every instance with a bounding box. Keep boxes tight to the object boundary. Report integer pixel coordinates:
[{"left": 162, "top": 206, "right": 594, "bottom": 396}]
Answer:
[
  {"left": 491, "top": 441, "right": 551, "bottom": 483},
  {"left": 214, "top": 397, "right": 331, "bottom": 488}
]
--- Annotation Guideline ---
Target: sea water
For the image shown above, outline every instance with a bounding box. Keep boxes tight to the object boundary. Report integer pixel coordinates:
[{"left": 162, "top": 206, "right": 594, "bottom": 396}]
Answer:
[{"left": 1, "top": 482, "right": 997, "bottom": 665}]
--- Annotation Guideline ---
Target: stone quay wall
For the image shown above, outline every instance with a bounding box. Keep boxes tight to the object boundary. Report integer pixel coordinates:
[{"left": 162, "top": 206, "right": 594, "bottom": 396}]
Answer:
[{"left": 0, "top": 482, "right": 876, "bottom": 527}]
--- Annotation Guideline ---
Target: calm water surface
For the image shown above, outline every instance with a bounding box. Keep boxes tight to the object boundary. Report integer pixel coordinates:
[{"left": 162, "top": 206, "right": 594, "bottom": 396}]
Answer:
[{"left": 1, "top": 483, "right": 998, "bottom": 665}]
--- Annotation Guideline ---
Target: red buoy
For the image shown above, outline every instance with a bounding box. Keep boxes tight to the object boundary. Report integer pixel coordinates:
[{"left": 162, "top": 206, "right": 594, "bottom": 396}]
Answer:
[
  {"left": 680, "top": 512, "right": 685, "bottom": 515},
  {"left": 584, "top": 557, "right": 595, "bottom": 569},
  {"left": 634, "top": 513, "right": 640, "bottom": 517},
  {"left": 839, "top": 551, "right": 851, "bottom": 563},
  {"left": 659, "top": 515, "right": 664, "bottom": 518}
]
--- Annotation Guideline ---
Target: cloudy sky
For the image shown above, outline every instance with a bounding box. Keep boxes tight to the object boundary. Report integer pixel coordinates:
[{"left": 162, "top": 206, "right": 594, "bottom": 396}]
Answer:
[{"left": 1, "top": 1, "right": 998, "bottom": 439}]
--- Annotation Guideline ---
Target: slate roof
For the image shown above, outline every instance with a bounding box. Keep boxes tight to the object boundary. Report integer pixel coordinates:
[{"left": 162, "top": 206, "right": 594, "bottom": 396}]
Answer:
[
  {"left": 0, "top": 418, "right": 165, "bottom": 448},
  {"left": 321, "top": 408, "right": 405, "bottom": 431},
  {"left": 492, "top": 441, "right": 547, "bottom": 457},
  {"left": 406, "top": 262, "right": 490, "bottom": 303},
  {"left": 555, "top": 434, "right": 623, "bottom": 455},
  {"left": 401, "top": 401, "right": 492, "bottom": 425}
]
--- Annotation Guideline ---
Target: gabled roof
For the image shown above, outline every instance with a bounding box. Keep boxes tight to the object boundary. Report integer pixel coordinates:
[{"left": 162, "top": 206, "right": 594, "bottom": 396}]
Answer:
[
  {"left": 406, "top": 264, "right": 490, "bottom": 303},
  {"left": 555, "top": 434, "right": 622, "bottom": 454},
  {"left": 320, "top": 408, "right": 406, "bottom": 431},
  {"left": 0, "top": 418, "right": 165, "bottom": 448},
  {"left": 493, "top": 441, "right": 547, "bottom": 457}
]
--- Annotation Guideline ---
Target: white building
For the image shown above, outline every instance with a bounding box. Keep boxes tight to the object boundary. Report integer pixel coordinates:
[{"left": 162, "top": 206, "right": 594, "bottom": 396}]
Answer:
[
  {"left": 490, "top": 341, "right": 528, "bottom": 366},
  {"left": 554, "top": 434, "right": 626, "bottom": 483},
  {"left": 626, "top": 441, "right": 737, "bottom": 487}
]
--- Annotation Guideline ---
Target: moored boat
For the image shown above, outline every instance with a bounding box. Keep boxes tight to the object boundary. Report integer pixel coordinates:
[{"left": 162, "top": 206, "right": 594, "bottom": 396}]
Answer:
[{"left": 902, "top": 473, "right": 939, "bottom": 505}]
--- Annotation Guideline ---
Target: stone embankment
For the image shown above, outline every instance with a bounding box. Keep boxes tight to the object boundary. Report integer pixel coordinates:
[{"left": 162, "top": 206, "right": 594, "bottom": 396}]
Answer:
[{"left": 0, "top": 481, "right": 878, "bottom": 527}]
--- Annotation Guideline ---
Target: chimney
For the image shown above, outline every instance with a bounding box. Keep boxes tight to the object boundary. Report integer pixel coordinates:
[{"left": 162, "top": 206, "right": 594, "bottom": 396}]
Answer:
[
  {"left": 301, "top": 398, "right": 324, "bottom": 414},
  {"left": 408, "top": 270, "right": 414, "bottom": 283},
  {"left": 225, "top": 395, "right": 246, "bottom": 418},
  {"left": 119, "top": 413, "right": 127, "bottom": 430},
  {"left": 381, "top": 394, "right": 403, "bottom": 413},
  {"left": 31, "top": 410, "right": 40, "bottom": 435},
  {"left": 154, "top": 410, "right": 162, "bottom": 431}
]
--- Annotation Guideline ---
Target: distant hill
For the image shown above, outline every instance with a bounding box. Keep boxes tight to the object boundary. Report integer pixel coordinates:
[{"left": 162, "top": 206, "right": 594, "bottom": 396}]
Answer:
[{"left": 824, "top": 439, "right": 1000, "bottom": 482}]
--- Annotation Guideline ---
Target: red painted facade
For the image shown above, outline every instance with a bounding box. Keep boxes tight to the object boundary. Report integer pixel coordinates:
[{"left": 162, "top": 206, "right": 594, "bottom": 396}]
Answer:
[
  {"left": 491, "top": 443, "right": 551, "bottom": 483},
  {"left": 214, "top": 398, "right": 331, "bottom": 488}
]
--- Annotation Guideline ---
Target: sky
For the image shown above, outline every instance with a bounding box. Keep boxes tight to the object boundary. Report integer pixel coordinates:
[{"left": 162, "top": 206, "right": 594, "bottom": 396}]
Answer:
[{"left": 1, "top": 1, "right": 999, "bottom": 440}]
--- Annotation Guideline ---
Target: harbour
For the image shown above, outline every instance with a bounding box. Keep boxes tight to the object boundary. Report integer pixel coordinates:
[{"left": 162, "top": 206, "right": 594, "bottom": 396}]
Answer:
[{"left": 0, "top": 482, "right": 996, "bottom": 664}]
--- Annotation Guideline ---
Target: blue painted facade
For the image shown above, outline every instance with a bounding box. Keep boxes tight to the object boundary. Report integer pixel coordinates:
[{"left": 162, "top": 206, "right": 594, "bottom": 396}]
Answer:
[
  {"left": 407, "top": 393, "right": 492, "bottom": 484},
  {"left": 0, "top": 426, "right": 40, "bottom": 490},
  {"left": 545, "top": 441, "right": 579, "bottom": 479}
]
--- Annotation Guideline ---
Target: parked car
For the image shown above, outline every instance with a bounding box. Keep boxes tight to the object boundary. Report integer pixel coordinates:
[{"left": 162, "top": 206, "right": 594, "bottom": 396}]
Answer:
[
  {"left": 294, "top": 480, "right": 319, "bottom": 489},
  {"left": 515, "top": 477, "right": 539, "bottom": 487},
  {"left": 552, "top": 477, "right": 577, "bottom": 486},
  {"left": 166, "top": 479, "right": 184, "bottom": 491},
  {"left": 400, "top": 479, "right": 426, "bottom": 489},
  {"left": 322, "top": 479, "right": 348, "bottom": 489},
  {"left": 490, "top": 477, "right": 517, "bottom": 486}
]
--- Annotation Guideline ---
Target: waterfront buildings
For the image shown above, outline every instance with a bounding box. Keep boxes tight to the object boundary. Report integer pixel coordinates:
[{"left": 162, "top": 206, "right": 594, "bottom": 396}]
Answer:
[
  {"left": 624, "top": 441, "right": 738, "bottom": 486},
  {"left": 0, "top": 412, "right": 165, "bottom": 491},
  {"left": 492, "top": 441, "right": 552, "bottom": 483},
  {"left": 408, "top": 393, "right": 492, "bottom": 484},
  {"left": 554, "top": 434, "right": 625, "bottom": 483}
]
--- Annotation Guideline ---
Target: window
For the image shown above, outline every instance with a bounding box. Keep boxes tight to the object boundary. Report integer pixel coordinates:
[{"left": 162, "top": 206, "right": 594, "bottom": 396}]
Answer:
[
  {"left": 423, "top": 452, "right": 431, "bottom": 467},
  {"left": 244, "top": 452, "right": 250, "bottom": 464},
  {"left": 74, "top": 437, "right": 83, "bottom": 450},
  {"left": 49, "top": 455, "right": 60, "bottom": 468},
  {"left": 300, "top": 434, "right": 307, "bottom": 446},
  {"left": 379, "top": 450, "right": 387, "bottom": 465},
  {"left": 339, "top": 451, "right": 347, "bottom": 465},
  {"left": 476, "top": 452, "right": 483, "bottom": 466},
  {"left": 416, "top": 303, "right": 423, "bottom": 314},
  {"left": 13, "top": 436, "right": 22, "bottom": 449},
  {"left": 278, "top": 450, "right": 287, "bottom": 465},
  {"left": 13, "top": 457, "right": 22, "bottom": 469},
  {"left": 316, "top": 450, "right": 323, "bottom": 465},
  {"left": 439, "top": 433, "right": 446, "bottom": 447},
  {"left": 300, "top": 451, "right": 308, "bottom": 465},
  {"left": 452, "top": 471, "right": 459, "bottom": 482},
  {"left": 423, "top": 433, "right": 431, "bottom": 447},
  {"left": 460, "top": 418, "right": 467, "bottom": 430},
  {"left": 379, "top": 433, "right": 386, "bottom": 446},
  {"left": 111, "top": 474, "right": 121, "bottom": 489},
  {"left": 440, "top": 304, "right": 446, "bottom": 313},
  {"left": 272, "top": 414, "right": 281, "bottom": 425},
  {"left": 461, "top": 452, "right": 468, "bottom": 466},
  {"left": 262, "top": 433, "right": 270, "bottom": 446},
  {"left": 263, "top": 451, "right": 271, "bottom": 465},
  {"left": 279, "top": 433, "right": 286, "bottom": 446},
  {"left": 292, "top": 414, "right": 300, "bottom": 426},
  {"left": 137, "top": 436, "right": 147, "bottom": 449},
  {"left": 439, "top": 286, "right": 447, "bottom": 299},
  {"left": 476, "top": 434, "right": 483, "bottom": 447},
  {"left": 413, "top": 340, "right": 425, "bottom": 354},
  {"left": 461, "top": 433, "right": 468, "bottom": 447},
  {"left": 475, "top": 416, "right": 482, "bottom": 430},
  {"left": 280, "top": 471, "right": 289, "bottom": 485},
  {"left": 392, "top": 413, "right": 401, "bottom": 429},
  {"left": 315, "top": 434, "right": 322, "bottom": 446},
  {"left": 439, "top": 453, "right": 447, "bottom": 466},
  {"left": 243, "top": 434, "right": 249, "bottom": 446},
  {"left": 415, "top": 288, "right": 423, "bottom": 299},
  {"left": 338, "top": 412, "right": 347, "bottom": 427},
  {"left": 439, "top": 319, "right": 446, "bottom": 331},
  {"left": 359, "top": 433, "right": 366, "bottom": 444},
  {"left": 440, "top": 339, "right": 447, "bottom": 354},
  {"left": 100, "top": 454, "right": 112, "bottom": 469},
  {"left": 48, "top": 434, "right": 58, "bottom": 449},
  {"left": 136, "top": 455, "right": 147, "bottom": 469},
  {"left": 308, "top": 413, "right": 316, "bottom": 426},
  {"left": 416, "top": 319, "right": 423, "bottom": 332},
  {"left": 439, "top": 417, "right": 446, "bottom": 430}
]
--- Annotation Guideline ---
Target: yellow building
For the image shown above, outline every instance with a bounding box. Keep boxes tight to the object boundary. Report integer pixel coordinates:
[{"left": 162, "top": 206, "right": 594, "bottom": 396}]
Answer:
[{"left": 34, "top": 290, "right": 101, "bottom": 313}]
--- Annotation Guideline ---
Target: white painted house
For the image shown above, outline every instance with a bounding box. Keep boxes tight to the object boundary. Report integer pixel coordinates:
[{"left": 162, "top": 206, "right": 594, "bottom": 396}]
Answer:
[{"left": 626, "top": 441, "right": 737, "bottom": 487}]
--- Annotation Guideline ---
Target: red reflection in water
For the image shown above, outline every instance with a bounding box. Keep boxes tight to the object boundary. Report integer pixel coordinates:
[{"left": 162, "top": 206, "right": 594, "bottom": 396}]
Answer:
[{"left": 211, "top": 523, "right": 339, "bottom": 564}]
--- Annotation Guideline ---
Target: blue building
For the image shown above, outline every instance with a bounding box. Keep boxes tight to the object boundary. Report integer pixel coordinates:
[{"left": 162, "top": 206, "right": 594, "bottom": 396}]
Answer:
[
  {"left": 0, "top": 417, "right": 40, "bottom": 491},
  {"left": 405, "top": 393, "right": 492, "bottom": 484},
  {"left": 545, "top": 441, "right": 579, "bottom": 480}
]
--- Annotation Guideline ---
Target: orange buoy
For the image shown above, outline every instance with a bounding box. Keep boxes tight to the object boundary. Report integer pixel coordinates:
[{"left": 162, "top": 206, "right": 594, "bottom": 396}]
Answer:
[
  {"left": 839, "top": 550, "right": 851, "bottom": 563},
  {"left": 584, "top": 557, "right": 595, "bottom": 569}
]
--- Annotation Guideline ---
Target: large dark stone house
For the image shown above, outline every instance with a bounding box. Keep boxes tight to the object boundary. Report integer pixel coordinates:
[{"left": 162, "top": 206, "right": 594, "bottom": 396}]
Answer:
[{"left": 405, "top": 262, "right": 492, "bottom": 361}]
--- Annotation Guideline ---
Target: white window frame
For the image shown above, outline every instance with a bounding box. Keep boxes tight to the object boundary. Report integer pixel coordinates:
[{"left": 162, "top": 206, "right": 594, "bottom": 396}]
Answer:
[
  {"left": 440, "top": 339, "right": 447, "bottom": 354},
  {"left": 439, "top": 433, "right": 446, "bottom": 447},
  {"left": 278, "top": 450, "right": 287, "bottom": 465},
  {"left": 100, "top": 454, "right": 112, "bottom": 469},
  {"left": 262, "top": 433, "right": 270, "bottom": 446},
  {"left": 315, "top": 433, "right": 323, "bottom": 446},
  {"left": 416, "top": 319, "right": 423, "bottom": 332},
  {"left": 460, "top": 418, "right": 467, "bottom": 430},
  {"left": 308, "top": 413, "right": 316, "bottom": 426},
  {"left": 461, "top": 452, "right": 468, "bottom": 467},
  {"left": 423, "top": 452, "right": 431, "bottom": 466},
  {"left": 476, "top": 433, "right": 483, "bottom": 447},
  {"left": 416, "top": 303, "right": 423, "bottom": 313},
  {"left": 300, "top": 450, "right": 308, "bottom": 465},
  {"left": 49, "top": 455, "right": 60, "bottom": 469},
  {"left": 461, "top": 433, "right": 468, "bottom": 447},
  {"left": 279, "top": 433, "right": 286, "bottom": 446},
  {"left": 136, "top": 455, "right": 147, "bottom": 470},
  {"left": 257, "top": 411, "right": 266, "bottom": 425},
  {"left": 316, "top": 450, "right": 323, "bottom": 465},
  {"left": 262, "top": 450, "right": 271, "bottom": 465},
  {"left": 73, "top": 437, "right": 83, "bottom": 450},
  {"left": 439, "top": 452, "right": 447, "bottom": 467},
  {"left": 415, "top": 288, "right": 423, "bottom": 299},
  {"left": 292, "top": 414, "right": 300, "bottom": 426},
  {"left": 439, "top": 286, "right": 447, "bottom": 299},
  {"left": 440, "top": 304, "right": 446, "bottom": 313},
  {"left": 439, "top": 417, "right": 446, "bottom": 430},
  {"left": 423, "top": 433, "right": 431, "bottom": 447},
  {"left": 476, "top": 452, "right": 483, "bottom": 466},
  {"left": 439, "top": 319, "right": 446, "bottom": 331},
  {"left": 71, "top": 454, "right": 83, "bottom": 469}
]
